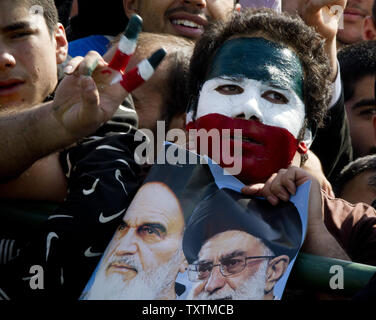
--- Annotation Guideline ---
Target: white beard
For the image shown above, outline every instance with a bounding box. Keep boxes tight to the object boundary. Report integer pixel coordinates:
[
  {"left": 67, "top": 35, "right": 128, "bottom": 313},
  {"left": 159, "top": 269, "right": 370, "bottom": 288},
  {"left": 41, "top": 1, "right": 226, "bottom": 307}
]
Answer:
[
  {"left": 85, "top": 249, "right": 182, "bottom": 300},
  {"left": 187, "top": 258, "right": 269, "bottom": 300}
]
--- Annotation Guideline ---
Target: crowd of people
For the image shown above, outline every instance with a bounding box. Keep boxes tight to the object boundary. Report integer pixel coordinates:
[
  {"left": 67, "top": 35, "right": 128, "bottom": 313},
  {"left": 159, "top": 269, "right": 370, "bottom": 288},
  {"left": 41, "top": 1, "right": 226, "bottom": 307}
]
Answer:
[{"left": 1, "top": 0, "right": 376, "bottom": 300}]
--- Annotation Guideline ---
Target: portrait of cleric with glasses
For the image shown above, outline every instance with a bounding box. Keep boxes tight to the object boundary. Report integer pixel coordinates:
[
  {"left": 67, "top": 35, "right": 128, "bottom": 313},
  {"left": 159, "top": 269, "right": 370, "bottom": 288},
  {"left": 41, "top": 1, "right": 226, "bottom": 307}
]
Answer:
[{"left": 182, "top": 188, "right": 302, "bottom": 300}]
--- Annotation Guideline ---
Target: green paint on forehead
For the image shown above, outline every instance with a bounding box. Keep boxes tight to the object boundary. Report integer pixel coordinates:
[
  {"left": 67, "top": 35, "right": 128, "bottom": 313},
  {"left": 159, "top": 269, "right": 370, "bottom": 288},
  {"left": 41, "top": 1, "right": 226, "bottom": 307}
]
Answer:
[{"left": 206, "top": 37, "right": 304, "bottom": 100}]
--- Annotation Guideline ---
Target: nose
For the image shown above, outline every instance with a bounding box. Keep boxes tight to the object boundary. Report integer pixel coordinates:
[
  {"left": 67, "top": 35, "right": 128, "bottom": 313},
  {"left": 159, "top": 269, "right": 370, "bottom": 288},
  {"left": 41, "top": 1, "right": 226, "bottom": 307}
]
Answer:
[
  {"left": 231, "top": 97, "right": 263, "bottom": 122},
  {"left": 182, "top": 0, "right": 207, "bottom": 9},
  {"left": 115, "top": 228, "right": 138, "bottom": 255},
  {"left": 0, "top": 45, "right": 16, "bottom": 70},
  {"left": 204, "top": 266, "right": 226, "bottom": 294}
]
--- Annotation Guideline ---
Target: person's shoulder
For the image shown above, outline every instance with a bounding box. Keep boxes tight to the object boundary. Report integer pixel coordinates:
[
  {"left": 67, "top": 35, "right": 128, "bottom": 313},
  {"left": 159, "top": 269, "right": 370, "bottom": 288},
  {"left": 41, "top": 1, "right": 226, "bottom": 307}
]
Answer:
[{"left": 68, "top": 35, "right": 114, "bottom": 58}]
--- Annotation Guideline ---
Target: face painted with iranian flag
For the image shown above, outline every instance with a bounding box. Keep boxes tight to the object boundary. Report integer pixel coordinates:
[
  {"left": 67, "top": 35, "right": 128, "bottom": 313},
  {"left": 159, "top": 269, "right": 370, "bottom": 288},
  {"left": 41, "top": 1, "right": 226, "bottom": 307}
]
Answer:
[{"left": 187, "top": 37, "right": 308, "bottom": 184}]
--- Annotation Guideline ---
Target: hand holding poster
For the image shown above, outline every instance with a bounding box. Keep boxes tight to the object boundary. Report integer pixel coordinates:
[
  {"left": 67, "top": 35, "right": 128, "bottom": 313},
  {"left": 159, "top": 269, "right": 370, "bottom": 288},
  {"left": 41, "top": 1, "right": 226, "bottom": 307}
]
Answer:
[{"left": 81, "top": 144, "right": 309, "bottom": 300}]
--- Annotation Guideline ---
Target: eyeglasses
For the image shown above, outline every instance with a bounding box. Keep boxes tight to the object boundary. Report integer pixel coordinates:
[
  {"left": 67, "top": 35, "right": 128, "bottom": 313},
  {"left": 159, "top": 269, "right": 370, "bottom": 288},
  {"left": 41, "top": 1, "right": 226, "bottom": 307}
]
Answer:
[{"left": 188, "top": 256, "right": 275, "bottom": 282}]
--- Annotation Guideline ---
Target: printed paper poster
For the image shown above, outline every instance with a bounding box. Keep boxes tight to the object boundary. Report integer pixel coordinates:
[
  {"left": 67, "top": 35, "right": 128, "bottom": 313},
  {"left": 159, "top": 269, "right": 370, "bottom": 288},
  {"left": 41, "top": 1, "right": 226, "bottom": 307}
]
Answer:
[{"left": 81, "top": 144, "right": 309, "bottom": 300}]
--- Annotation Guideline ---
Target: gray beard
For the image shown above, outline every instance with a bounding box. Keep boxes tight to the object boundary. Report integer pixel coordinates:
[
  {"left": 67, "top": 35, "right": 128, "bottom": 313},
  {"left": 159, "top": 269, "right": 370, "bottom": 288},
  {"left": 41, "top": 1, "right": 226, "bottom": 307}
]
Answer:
[
  {"left": 85, "top": 249, "right": 182, "bottom": 300},
  {"left": 187, "top": 258, "right": 269, "bottom": 300}
]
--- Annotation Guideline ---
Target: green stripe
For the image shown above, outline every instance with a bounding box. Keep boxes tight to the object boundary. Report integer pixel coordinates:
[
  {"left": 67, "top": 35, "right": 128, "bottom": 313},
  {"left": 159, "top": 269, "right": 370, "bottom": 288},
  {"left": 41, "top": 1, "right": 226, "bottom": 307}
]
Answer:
[{"left": 206, "top": 37, "right": 304, "bottom": 101}]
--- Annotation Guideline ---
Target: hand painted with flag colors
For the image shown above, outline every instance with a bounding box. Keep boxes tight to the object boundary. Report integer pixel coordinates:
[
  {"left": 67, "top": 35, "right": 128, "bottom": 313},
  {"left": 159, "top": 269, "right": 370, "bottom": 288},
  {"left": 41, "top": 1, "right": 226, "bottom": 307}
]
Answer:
[{"left": 53, "top": 14, "right": 166, "bottom": 140}]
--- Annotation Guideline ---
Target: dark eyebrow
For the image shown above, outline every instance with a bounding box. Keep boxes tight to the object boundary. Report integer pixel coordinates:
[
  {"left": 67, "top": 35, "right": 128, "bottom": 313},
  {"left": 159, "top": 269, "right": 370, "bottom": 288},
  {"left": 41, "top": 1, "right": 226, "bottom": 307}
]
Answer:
[
  {"left": 220, "top": 250, "right": 245, "bottom": 261},
  {"left": 140, "top": 223, "right": 167, "bottom": 235},
  {"left": 352, "top": 99, "right": 376, "bottom": 110},
  {"left": 1, "top": 21, "right": 33, "bottom": 33}
]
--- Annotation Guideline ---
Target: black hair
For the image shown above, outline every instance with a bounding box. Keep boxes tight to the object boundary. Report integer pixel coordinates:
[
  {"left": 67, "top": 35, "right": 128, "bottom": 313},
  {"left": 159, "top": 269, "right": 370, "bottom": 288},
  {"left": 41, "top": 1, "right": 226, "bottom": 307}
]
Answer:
[
  {"left": 335, "top": 154, "right": 376, "bottom": 196},
  {"left": 338, "top": 40, "right": 376, "bottom": 101}
]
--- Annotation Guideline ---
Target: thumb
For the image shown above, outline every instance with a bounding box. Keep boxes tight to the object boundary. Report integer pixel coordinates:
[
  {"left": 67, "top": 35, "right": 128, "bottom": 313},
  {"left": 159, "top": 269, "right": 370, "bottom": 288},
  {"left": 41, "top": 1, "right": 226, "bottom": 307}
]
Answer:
[{"left": 79, "top": 76, "right": 100, "bottom": 113}]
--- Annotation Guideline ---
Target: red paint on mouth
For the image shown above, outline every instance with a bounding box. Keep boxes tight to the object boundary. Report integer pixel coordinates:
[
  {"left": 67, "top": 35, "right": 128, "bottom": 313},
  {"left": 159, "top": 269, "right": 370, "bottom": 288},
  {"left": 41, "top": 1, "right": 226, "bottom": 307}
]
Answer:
[{"left": 187, "top": 113, "right": 298, "bottom": 184}]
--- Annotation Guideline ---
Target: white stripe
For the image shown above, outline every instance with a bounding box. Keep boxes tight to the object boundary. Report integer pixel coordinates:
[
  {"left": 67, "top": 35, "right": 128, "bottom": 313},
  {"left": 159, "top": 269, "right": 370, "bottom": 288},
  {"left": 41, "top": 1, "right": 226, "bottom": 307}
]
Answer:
[
  {"left": 66, "top": 152, "right": 72, "bottom": 178},
  {"left": 83, "top": 178, "right": 100, "bottom": 196},
  {"left": 87, "top": 136, "right": 106, "bottom": 141},
  {"left": 116, "top": 159, "right": 130, "bottom": 168},
  {"left": 96, "top": 145, "right": 124, "bottom": 152},
  {"left": 138, "top": 59, "right": 154, "bottom": 81},
  {"left": 48, "top": 215, "right": 74, "bottom": 220},
  {"left": 115, "top": 170, "right": 128, "bottom": 196},
  {"left": 46, "top": 232, "right": 58, "bottom": 261},
  {"left": 118, "top": 35, "right": 137, "bottom": 56},
  {"left": 119, "top": 105, "right": 137, "bottom": 113},
  {"left": 0, "top": 288, "right": 10, "bottom": 300},
  {"left": 110, "top": 72, "right": 123, "bottom": 85}
]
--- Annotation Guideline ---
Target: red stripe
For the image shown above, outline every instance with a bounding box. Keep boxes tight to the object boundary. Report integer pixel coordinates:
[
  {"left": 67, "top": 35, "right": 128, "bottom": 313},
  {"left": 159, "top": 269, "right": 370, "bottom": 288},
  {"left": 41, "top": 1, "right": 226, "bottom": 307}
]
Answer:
[
  {"left": 108, "top": 50, "right": 131, "bottom": 73},
  {"left": 187, "top": 114, "right": 299, "bottom": 184},
  {"left": 120, "top": 67, "right": 145, "bottom": 93}
]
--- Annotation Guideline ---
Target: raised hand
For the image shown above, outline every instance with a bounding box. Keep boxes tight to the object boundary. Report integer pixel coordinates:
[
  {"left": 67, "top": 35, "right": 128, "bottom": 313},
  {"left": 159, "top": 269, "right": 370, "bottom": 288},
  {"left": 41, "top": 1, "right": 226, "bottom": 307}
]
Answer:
[
  {"left": 299, "top": 0, "right": 347, "bottom": 81},
  {"left": 52, "top": 14, "right": 166, "bottom": 140},
  {"left": 300, "top": 0, "right": 346, "bottom": 41}
]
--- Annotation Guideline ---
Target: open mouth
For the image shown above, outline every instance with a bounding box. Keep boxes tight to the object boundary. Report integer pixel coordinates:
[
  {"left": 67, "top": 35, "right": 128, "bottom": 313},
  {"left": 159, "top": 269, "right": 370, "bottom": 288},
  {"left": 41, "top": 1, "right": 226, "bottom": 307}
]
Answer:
[
  {"left": 168, "top": 13, "right": 207, "bottom": 38},
  {"left": 171, "top": 19, "right": 204, "bottom": 30}
]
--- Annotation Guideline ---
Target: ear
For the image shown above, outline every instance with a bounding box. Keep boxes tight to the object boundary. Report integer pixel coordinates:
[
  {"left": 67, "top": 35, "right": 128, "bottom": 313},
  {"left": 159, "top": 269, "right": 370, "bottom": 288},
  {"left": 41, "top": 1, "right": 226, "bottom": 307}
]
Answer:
[
  {"left": 123, "top": 0, "right": 139, "bottom": 19},
  {"left": 54, "top": 23, "right": 68, "bottom": 65},
  {"left": 363, "top": 16, "right": 376, "bottom": 40},
  {"left": 264, "top": 255, "right": 289, "bottom": 293},
  {"left": 297, "top": 141, "right": 308, "bottom": 154}
]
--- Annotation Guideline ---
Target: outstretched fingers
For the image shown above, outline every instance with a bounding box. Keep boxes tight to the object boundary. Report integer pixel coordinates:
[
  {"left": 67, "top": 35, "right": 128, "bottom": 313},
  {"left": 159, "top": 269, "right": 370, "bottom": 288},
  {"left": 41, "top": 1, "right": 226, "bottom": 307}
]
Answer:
[
  {"left": 108, "top": 14, "right": 143, "bottom": 73},
  {"left": 120, "top": 48, "right": 167, "bottom": 93}
]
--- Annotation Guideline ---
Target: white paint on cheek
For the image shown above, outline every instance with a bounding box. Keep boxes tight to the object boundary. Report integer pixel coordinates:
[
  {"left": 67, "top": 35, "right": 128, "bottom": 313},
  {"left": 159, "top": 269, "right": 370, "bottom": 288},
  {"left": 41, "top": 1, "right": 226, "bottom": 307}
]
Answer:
[{"left": 196, "top": 78, "right": 305, "bottom": 138}]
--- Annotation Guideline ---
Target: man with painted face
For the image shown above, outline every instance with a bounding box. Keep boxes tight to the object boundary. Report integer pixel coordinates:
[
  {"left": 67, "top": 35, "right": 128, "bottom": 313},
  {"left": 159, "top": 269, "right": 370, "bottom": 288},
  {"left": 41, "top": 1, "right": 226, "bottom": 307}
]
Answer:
[
  {"left": 187, "top": 8, "right": 331, "bottom": 185},
  {"left": 187, "top": 8, "right": 352, "bottom": 261}
]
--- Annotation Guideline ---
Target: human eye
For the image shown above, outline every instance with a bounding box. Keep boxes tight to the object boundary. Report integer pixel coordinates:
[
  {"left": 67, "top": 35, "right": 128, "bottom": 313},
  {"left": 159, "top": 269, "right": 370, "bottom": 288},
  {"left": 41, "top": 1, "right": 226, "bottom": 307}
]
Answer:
[
  {"left": 358, "top": 106, "right": 376, "bottom": 119},
  {"left": 9, "top": 29, "right": 34, "bottom": 39},
  {"left": 262, "top": 90, "right": 289, "bottom": 104},
  {"left": 138, "top": 224, "right": 165, "bottom": 241},
  {"left": 215, "top": 84, "right": 244, "bottom": 95},
  {"left": 117, "top": 221, "right": 127, "bottom": 231},
  {"left": 197, "top": 262, "right": 212, "bottom": 273},
  {"left": 222, "top": 258, "right": 242, "bottom": 270},
  {"left": 196, "top": 262, "right": 212, "bottom": 280}
]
